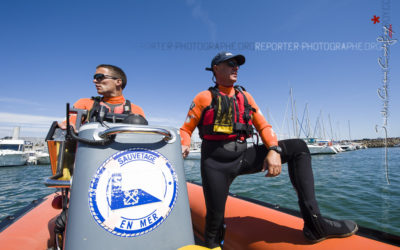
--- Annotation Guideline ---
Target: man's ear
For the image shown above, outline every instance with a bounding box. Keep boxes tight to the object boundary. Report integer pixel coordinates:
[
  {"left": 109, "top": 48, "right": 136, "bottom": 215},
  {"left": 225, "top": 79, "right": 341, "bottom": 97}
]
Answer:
[
  {"left": 116, "top": 79, "right": 123, "bottom": 88},
  {"left": 212, "top": 64, "right": 218, "bottom": 72}
]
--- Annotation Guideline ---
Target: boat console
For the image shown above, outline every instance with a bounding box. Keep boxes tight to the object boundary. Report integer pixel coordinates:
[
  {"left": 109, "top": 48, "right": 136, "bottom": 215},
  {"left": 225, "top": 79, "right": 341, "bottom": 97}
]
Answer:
[{"left": 45, "top": 104, "right": 195, "bottom": 249}]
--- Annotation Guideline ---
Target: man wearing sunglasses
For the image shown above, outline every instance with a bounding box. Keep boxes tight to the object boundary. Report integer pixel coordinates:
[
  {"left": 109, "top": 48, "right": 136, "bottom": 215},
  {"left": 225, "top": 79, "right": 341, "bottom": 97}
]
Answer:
[
  {"left": 60, "top": 64, "right": 145, "bottom": 129},
  {"left": 180, "top": 52, "right": 357, "bottom": 248}
]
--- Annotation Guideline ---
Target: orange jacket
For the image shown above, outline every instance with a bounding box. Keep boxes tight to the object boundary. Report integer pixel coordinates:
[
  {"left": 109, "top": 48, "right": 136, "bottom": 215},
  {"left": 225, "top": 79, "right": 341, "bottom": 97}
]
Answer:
[
  {"left": 180, "top": 85, "right": 278, "bottom": 147},
  {"left": 63, "top": 95, "right": 145, "bottom": 127}
]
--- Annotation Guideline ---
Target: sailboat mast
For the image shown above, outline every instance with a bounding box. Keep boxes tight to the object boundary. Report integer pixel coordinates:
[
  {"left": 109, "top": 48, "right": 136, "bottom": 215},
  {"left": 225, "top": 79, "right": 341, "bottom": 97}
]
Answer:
[
  {"left": 348, "top": 120, "right": 352, "bottom": 141},
  {"left": 290, "top": 88, "right": 298, "bottom": 138},
  {"left": 328, "top": 114, "right": 334, "bottom": 141},
  {"left": 320, "top": 110, "right": 326, "bottom": 139},
  {"left": 306, "top": 103, "right": 311, "bottom": 138}
]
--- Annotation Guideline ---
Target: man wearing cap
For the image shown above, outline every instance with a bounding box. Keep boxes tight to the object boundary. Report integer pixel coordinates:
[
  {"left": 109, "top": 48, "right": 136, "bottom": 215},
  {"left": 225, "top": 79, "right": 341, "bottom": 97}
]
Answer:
[
  {"left": 180, "top": 52, "right": 358, "bottom": 248},
  {"left": 60, "top": 64, "right": 145, "bottom": 128}
]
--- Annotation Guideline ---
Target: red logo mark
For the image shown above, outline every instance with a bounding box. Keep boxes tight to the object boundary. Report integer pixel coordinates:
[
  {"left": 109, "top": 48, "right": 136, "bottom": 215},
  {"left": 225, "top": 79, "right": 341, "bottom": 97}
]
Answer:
[{"left": 371, "top": 15, "right": 380, "bottom": 24}]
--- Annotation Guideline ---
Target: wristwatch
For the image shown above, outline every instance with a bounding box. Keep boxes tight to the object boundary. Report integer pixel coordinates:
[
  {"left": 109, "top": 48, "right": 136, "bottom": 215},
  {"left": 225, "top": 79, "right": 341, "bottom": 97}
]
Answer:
[{"left": 268, "top": 145, "right": 282, "bottom": 155}]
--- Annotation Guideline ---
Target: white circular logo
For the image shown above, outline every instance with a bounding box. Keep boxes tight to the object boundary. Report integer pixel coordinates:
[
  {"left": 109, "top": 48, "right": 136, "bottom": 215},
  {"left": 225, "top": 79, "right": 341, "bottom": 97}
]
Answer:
[{"left": 88, "top": 148, "right": 178, "bottom": 237}]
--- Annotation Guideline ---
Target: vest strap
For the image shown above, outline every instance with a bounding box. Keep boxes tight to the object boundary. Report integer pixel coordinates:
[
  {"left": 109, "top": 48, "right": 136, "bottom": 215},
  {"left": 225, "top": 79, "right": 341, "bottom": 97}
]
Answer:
[{"left": 88, "top": 96, "right": 132, "bottom": 122}]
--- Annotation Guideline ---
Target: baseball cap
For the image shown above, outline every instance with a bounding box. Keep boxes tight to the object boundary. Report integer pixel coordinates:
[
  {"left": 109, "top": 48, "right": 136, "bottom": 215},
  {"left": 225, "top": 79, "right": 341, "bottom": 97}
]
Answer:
[{"left": 205, "top": 51, "right": 245, "bottom": 71}]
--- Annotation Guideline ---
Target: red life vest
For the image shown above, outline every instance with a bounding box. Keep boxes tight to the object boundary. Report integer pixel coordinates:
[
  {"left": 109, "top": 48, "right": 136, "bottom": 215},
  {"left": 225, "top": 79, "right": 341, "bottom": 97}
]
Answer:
[
  {"left": 198, "top": 86, "right": 256, "bottom": 141},
  {"left": 88, "top": 96, "right": 132, "bottom": 122}
]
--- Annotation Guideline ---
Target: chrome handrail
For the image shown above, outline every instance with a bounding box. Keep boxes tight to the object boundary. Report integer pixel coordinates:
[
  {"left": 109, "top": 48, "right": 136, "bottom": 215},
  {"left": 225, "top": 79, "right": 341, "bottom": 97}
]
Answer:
[
  {"left": 44, "top": 178, "right": 71, "bottom": 188},
  {"left": 98, "top": 126, "right": 176, "bottom": 143}
]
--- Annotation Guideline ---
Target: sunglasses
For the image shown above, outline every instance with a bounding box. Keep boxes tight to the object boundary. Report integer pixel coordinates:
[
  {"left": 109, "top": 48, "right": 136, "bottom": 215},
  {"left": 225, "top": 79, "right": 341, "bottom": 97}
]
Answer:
[
  {"left": 93, "top": 73, "right": 119, "bottom": 81},
  {"left": 224, "top": 60, "right": 239, "bottom": 68}
]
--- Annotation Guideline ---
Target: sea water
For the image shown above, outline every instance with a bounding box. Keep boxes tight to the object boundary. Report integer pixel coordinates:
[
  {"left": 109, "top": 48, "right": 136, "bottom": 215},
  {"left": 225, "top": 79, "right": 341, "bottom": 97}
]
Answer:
[
  {"left": 0, "top": 147, "right": 399, "bottom": 236},
  {"left": 0, "top": 164, "right": 54, "bottom": 222}
]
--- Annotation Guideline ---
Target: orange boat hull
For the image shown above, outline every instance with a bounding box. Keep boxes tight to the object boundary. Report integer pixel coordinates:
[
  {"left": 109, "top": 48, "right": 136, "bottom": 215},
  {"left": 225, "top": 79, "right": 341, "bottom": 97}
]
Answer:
[
  {"left": 0, "top": 185, "right": 398, "bottom": 250},
  {"left": 0, "top": 194, "right": 59, "bottom": 250},
  {"left": 187, "top": 182, "right": 398, "bottom": 250}
]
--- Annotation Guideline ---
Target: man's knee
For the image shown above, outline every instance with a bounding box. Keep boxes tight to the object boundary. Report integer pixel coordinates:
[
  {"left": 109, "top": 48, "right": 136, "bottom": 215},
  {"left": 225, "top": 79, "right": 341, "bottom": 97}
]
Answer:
[
  {"left": 283, "top": 139, "right": 310, "bottom": 154},
  {"left": 295, "top": 139, "right": 309, "bottom": 152}
]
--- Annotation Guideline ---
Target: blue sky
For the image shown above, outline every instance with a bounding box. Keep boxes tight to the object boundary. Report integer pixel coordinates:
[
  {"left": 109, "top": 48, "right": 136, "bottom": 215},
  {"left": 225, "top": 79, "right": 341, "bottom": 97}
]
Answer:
[{"left": 0, "top": 0, "right": 398, "bottom": 140}]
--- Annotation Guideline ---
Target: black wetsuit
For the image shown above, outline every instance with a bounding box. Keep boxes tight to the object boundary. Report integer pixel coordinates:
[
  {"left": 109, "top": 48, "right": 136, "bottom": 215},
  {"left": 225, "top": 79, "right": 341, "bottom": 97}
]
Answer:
[{"left": 201, "top": 138, "right": 320, "bottom": 248}]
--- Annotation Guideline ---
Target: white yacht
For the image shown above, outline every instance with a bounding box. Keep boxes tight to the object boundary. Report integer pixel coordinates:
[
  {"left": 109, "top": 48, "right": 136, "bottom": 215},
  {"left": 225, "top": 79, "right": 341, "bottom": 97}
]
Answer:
[
  {"left": 340, "top": 143, "right": 357, "bottom": 151},
  {"left": 26, "top": 150, "right": 38, "bottom": 165},
  {"left": 0, "top": 139, "right": 28, "bottom": 167},
  {"left": 36, "top": 150, "right": 50, "bottom": 165},
  {"left": 304, "top": 138, "right": 338, "bottom": 155},
  {"left": 307, "top": 144, "right": 337, "bottom": 155},
  {"left": 25, "top": 150, "right": 50, "bottom": 165}
]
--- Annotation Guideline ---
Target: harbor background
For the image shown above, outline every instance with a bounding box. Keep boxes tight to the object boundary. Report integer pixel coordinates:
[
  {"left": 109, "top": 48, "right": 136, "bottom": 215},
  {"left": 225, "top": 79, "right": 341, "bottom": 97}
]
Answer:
[{"left": 0, "top": 147, "right": 399, "bottom": 236}]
